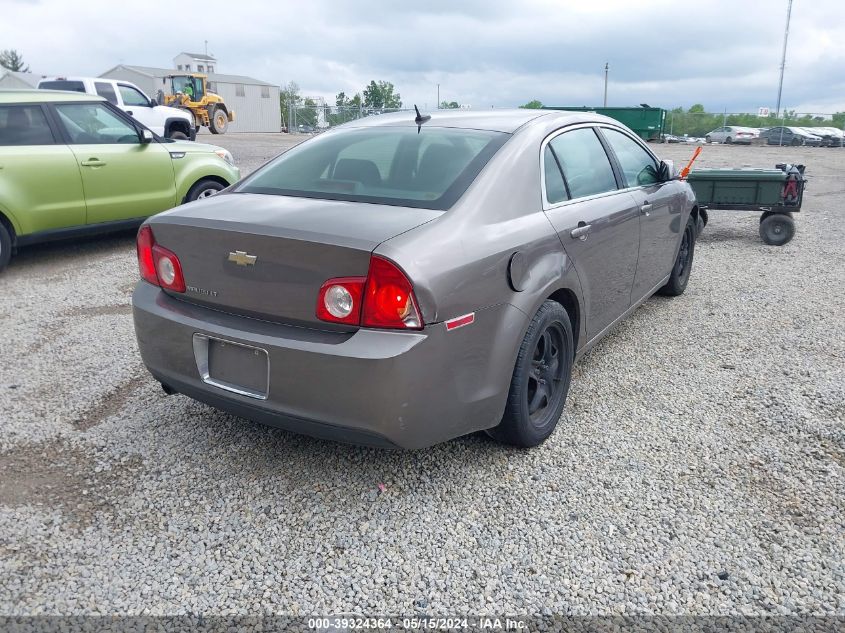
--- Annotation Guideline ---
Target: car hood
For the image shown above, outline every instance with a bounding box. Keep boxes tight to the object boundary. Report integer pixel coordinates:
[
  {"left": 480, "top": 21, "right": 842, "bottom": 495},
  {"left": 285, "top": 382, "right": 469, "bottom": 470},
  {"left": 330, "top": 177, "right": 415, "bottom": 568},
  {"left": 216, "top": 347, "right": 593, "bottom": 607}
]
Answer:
[
  {"left": 164, "top": 139, "right": 226, "bottom": 155},
  {"left": 155, "top": 105, "right": 194, "bottom": 121}
]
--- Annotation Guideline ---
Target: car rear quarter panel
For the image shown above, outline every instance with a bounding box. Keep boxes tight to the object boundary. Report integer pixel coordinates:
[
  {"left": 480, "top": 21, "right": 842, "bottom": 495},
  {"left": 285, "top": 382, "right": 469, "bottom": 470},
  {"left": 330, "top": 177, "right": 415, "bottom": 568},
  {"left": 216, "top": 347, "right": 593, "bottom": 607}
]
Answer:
[{"left": 376, "top": 117, "right": 588, "bottom": 415}]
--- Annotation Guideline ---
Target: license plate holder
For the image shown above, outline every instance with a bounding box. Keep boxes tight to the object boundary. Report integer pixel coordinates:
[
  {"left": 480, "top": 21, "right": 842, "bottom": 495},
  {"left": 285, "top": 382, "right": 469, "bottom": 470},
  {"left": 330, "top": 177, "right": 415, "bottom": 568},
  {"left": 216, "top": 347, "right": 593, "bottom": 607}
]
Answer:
[{"left": 193, "top": 334, "right": 269, "bottom": 400}]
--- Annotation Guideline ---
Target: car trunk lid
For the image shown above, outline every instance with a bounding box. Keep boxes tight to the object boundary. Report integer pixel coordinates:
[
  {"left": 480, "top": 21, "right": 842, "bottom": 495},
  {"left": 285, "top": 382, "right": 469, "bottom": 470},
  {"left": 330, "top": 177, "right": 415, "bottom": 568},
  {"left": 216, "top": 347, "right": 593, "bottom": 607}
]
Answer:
[{"left": 148, "top": 192, "right": 440, "bottom": 327}]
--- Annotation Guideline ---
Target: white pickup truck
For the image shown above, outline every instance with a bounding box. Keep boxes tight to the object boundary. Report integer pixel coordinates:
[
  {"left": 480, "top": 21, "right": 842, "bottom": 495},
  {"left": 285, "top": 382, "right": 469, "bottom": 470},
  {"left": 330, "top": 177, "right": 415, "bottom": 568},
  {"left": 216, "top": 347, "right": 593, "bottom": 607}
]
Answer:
[{"left": 37, "top": 76, "right": 196, "bottom": 140}]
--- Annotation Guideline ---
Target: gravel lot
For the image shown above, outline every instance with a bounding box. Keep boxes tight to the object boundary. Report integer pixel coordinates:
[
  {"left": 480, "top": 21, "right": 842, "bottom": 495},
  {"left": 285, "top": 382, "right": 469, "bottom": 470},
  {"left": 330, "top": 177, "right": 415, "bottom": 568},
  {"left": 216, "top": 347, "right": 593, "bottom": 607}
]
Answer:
[{"left": 0, "top": 136, "right": 843, "bottom": 617}]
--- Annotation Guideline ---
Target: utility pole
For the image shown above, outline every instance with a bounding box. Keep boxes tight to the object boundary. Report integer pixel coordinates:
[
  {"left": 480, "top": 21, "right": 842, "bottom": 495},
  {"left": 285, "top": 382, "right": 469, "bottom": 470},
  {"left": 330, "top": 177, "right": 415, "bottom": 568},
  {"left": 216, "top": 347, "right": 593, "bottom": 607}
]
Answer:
[
  {"left": 603, "top": 63, "right": 609, "bottom": 107},
  {"left": 775, "top": 0, "right": 793, "bottom": 118},
  {"left": 437, "top": 84, "right": 440, "bottom": 109}
]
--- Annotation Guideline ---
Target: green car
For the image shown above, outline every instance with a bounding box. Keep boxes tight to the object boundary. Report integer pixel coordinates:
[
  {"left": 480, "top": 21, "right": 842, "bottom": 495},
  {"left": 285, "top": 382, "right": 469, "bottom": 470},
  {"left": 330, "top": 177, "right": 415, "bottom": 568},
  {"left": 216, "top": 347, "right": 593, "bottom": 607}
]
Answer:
[{"left": 0, "top": 90, "right": 240, "bottom": 271}]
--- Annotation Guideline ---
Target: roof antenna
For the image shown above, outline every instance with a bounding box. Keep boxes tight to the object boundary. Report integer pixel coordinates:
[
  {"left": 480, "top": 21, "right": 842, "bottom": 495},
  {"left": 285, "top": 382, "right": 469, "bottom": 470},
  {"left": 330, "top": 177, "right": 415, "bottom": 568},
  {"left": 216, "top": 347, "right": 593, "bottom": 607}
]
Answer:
[{"left": 414, "top": 105, "right": 430, "bottom": 133}]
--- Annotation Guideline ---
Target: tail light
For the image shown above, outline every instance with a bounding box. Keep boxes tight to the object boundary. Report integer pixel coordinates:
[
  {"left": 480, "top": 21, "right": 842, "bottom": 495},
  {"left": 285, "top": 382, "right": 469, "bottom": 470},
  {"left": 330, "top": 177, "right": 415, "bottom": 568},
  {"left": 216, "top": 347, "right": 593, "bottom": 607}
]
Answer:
[
  {"left": 136, "top": 225, "right": 186, "bottom": 293},
  {"left": 316, "top": 277, "right": 365, "bottom": 325},
  {"left": 316, "top": 255, "right": 423, "bottom": 330}
]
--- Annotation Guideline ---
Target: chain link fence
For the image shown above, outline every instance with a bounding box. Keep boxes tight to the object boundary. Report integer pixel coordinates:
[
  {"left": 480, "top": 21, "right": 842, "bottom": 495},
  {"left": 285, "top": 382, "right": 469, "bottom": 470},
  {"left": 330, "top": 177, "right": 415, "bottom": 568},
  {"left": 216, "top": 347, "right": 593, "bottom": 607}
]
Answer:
[{"left": 286, "top": 105, "right": 415, "bottom": 134}]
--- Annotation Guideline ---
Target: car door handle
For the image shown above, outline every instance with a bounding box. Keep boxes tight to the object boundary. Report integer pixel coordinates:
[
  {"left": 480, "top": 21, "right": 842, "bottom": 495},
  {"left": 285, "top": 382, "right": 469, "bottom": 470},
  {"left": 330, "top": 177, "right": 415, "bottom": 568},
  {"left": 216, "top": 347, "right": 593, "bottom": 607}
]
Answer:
[
  {"left": 81, "top": 159, "right": 106, "bottom": 167},
  {"left": 570, "top": 223, "right": 592, "bottom": 240},
  {"left": 640, "top": 203, "right": 653, "bottom": 215}
]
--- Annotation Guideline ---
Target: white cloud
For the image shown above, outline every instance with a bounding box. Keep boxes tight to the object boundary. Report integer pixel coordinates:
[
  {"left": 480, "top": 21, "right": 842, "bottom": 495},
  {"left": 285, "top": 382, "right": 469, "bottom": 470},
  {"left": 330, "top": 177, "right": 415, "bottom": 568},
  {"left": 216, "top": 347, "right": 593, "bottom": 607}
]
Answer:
[{"left": 2, "top": 0, "right": 843, "bottom": 113}]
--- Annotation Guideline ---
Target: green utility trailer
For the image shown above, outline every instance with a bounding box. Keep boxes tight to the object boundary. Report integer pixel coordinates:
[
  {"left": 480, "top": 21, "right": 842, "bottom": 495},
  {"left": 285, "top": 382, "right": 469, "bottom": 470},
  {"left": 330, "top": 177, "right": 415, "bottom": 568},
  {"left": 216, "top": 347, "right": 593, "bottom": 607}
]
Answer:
[
  {"left": 543, "top": 106, "right": 666, "bottom": 141},
  {"left": 686, "top": 164, "right": 806, "bottom": 246}
]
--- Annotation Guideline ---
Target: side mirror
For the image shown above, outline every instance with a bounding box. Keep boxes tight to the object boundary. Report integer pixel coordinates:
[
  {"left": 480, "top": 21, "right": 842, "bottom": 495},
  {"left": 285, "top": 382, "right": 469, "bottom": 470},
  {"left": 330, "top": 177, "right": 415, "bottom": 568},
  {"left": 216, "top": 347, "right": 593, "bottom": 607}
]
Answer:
[
  {"left": 140, "top": 129, "right": 154, "bottom": 144},
  {"left": 149, "top": 97, "right": 158, "bottom": 107},
  {"left": 658, "top": 159, "right": 678, "bottom": 181}
]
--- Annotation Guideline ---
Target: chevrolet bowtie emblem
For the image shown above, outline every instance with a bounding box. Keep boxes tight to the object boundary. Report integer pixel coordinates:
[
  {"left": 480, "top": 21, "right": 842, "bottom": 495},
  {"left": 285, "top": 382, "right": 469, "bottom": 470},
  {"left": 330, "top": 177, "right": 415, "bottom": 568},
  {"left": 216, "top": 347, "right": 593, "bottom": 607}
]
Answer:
[{"left": 228, "top": 251, "right": 257, "bottom": 266}]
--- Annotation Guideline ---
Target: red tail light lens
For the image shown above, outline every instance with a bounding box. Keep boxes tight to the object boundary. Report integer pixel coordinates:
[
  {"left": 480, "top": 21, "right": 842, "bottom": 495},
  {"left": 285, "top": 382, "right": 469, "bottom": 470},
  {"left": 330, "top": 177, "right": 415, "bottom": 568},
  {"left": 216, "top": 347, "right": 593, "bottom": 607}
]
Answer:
[
  {"left": 316, "top": 277, "right": 365, "bottom": 325},
  {"left": 136, "top": 226, "right": 158, "bottom": 286},
  {"left": 316, "top": 256, "right": 424, "bottom": 330},
  {"left": 136, "top": 225, "right": 185, "bottom": 293},
  {"left": 362, "top": 256, "right": 423, "bottom": 329}
]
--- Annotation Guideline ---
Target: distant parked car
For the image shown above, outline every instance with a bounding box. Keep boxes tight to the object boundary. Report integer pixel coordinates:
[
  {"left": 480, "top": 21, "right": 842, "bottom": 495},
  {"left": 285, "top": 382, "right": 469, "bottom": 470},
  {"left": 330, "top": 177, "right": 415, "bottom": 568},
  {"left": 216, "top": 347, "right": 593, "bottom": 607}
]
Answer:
[
  {"left": 704, "top": 126, "right": 758, "bottom": 144},
  {"left": 660, "top": 133, "right": 683, "bottom": 143},
  {"left": 761, "top": 127, "right": 822, "bottom": 147},
  {"left": 0, "top": 90, "right": 240, "bottom": 272},
  {"left": 803, "top": 127, "right": 843, "bottom": 147}
]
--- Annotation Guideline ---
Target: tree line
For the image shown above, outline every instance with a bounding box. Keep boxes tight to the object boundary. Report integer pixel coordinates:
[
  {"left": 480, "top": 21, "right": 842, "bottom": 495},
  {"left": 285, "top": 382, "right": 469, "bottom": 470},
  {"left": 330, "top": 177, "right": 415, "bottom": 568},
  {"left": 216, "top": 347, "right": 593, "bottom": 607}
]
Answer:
[
  {"left": 280, "top": 79, "right": 404, "bottom": 130},
  {"left": 0, "top": 49, "right": 29, "bottom": 72}
]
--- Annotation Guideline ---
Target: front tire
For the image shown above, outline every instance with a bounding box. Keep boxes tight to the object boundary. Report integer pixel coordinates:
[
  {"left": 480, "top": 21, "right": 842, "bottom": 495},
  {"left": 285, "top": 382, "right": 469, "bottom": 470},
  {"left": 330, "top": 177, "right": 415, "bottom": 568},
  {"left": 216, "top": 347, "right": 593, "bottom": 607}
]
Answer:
[
  {"left": 185, "top": 178, "right": 226, "bottom": 202},
  {"left": 0, "top": 222, "right": 11, "bottom": 272},
  {"left": 487, "top": 301, "right": 573, "bottom": 448},
  {"left": 705, "top": 135, "right": 711, "bottom": 144},
  {"left": 209, "top": 106, "right": 228, "bottom": 134},
  {"left": 658, "top": 215, "right": 696, "bottom": 296}
]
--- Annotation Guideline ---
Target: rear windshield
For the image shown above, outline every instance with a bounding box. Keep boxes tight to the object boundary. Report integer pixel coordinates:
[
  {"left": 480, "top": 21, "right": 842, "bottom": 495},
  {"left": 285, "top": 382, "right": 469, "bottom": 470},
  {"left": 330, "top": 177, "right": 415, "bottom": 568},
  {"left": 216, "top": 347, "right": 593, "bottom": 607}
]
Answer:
[
  {"left": 39, "top": 80, "right": 86, "bottom": 93},
  {"left": 236, "top": 126, "right": 508, "bottom": 210}
]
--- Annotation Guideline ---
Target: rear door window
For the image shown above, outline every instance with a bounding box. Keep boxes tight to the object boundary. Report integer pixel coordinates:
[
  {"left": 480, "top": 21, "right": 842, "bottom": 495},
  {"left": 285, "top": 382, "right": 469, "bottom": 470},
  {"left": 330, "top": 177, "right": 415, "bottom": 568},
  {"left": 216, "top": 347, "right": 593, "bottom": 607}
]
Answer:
[
  {"left": 54, "top": 103, "right": 139, "bottom": 144},
  {"left": 237, "top": 126, "right": 508, "bottom": 210},
  {"left": 548, "top": 128, "right": 618, "bottom": 199},
  {"left": 600, "top": 128, "right": 659, "bottom": 187},
  {"left": 95, "top": 82, "right": 118, "bottom": 105},
  {"left": 543, "top": 145, "right": 568, "bottom": 204},
  {"left": 0, "top": 105, "right": 56, "bottom": 146},
  {"left": 39, "top": 80, "right": 86, "bottom": 93}
]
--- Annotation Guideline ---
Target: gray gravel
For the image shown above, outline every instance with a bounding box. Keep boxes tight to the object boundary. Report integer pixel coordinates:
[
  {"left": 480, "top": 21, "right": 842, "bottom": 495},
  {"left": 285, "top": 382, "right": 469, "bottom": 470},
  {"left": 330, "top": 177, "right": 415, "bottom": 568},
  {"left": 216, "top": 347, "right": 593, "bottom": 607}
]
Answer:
[{"left": 0, "top": 138, "right": 843, "bottom": 616}]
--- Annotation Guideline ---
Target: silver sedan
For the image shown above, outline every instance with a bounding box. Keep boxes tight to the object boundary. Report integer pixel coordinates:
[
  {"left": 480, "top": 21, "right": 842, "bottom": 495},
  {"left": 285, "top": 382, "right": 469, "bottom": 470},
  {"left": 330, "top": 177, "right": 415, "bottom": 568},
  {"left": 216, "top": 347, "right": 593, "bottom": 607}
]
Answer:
[{"left": 132, "top": 109, "right": 699, "bottom": 448}]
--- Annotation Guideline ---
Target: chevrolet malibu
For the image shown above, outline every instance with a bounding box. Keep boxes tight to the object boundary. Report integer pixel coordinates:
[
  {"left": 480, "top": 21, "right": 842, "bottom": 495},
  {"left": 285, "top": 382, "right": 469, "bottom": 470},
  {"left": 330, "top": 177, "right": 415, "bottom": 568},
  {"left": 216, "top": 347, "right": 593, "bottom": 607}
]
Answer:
[{"left": 133, "top": 109, "right": 699, "bottom": 449}]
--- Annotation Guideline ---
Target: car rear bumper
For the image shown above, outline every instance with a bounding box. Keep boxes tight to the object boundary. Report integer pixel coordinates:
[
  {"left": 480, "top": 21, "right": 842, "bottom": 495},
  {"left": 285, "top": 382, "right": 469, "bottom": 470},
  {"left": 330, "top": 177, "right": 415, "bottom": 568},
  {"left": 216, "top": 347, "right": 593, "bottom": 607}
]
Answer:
[{"left": 132, "top": 282, "right": 521, "bottom": 449}]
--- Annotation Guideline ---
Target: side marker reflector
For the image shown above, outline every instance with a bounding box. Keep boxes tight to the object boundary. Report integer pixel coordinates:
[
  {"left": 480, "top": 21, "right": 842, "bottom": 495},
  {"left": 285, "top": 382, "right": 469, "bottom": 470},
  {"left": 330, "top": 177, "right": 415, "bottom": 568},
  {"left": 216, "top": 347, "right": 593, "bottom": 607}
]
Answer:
[{"left": 445, "top": 312, "right": 475, "bottom": 331}]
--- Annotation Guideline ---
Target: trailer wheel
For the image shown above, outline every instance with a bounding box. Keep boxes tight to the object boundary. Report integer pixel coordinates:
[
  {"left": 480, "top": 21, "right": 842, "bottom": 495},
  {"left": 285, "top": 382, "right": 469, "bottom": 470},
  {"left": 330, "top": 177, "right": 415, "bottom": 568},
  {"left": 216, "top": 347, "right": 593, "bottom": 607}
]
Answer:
[{"left": 759, "top": 213, "right": 795, "bottom": 246}]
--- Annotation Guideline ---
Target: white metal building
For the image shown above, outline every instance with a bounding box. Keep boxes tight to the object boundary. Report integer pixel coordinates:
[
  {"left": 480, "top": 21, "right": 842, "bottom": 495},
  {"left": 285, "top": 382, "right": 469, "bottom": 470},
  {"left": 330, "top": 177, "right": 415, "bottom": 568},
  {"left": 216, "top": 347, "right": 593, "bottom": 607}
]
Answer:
[
  {"left": 99, "top": 65, "right": 281, "bottom": 133},
  {"left": 0, "top": 71, "right": 40, "bottom": 89}
]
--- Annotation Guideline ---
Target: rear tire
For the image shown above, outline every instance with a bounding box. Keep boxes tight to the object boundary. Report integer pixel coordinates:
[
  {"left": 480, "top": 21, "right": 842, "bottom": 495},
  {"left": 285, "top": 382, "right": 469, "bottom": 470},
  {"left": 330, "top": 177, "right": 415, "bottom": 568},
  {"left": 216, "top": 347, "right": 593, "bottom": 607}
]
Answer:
[
  {"left": 791, "top": 137, "right": 800, "bottom": 146},
  {"left": 209, "top": 106, "right": 228, "bottom": 134},
  {"left": 186, "top": 178, "right": 226, "bottom": 202},
  {"left": 0, "top": 222, "right": 11, "bottom": 272},
  {"left": 658, "top": 215, "right": 696, "bottom": 296},
  {"left": 725, "top": 136, "right": 732, "bottom": 144},
  {"left": 759, "top": 213, "right": 795, "bottom": 246},
  {"left": 487, "top": 301, "right": 573, "bottom": 448}
]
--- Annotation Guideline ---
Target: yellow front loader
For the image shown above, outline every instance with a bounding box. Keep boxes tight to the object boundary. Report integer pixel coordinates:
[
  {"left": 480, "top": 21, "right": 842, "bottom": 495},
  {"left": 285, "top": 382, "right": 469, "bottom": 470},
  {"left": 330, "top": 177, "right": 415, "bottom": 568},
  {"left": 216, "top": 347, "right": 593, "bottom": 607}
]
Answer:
[{"left": 159, "top": 73, "right": 234, "bottom": 134}]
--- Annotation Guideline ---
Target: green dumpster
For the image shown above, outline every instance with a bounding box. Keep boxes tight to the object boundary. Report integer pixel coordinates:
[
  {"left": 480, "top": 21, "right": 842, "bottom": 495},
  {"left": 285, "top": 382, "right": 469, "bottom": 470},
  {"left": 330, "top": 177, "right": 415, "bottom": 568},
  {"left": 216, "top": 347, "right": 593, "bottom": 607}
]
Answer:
[{"left": 686, "top": 168, "right": 786, "bottom": 206}]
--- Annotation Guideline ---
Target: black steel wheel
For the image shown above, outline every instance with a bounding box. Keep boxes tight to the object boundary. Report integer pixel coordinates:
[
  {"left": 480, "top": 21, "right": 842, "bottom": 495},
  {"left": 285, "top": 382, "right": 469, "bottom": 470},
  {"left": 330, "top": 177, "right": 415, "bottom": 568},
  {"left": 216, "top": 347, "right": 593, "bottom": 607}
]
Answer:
[
  {"left": 658, "top": 215, "right": 696, "bottom": 296},
  {"left": 488, "top": 300, "right": 573, "bottom": 447},
  {"left": 759, "top": 213, "right": 795, "bottom": 246}
]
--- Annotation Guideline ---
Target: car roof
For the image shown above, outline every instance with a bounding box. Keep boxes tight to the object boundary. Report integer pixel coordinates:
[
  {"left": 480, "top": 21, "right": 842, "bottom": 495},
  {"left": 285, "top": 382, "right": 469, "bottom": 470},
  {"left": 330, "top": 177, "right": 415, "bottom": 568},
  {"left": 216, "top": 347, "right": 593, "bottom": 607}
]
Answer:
[
  {"left": 0, "top": 89, "right": 106, "bottom": 104},
  {"left": 338, "top": 108, "right": 606, "bottom": 134}
]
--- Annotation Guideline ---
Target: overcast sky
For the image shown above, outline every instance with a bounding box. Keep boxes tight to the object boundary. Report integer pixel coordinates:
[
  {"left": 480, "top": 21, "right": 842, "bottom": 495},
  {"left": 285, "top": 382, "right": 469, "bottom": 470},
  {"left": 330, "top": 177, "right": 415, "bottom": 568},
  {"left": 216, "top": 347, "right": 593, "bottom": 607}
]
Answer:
[{"left": 3, "top": 0, "right": 843, "bottom": 114}]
